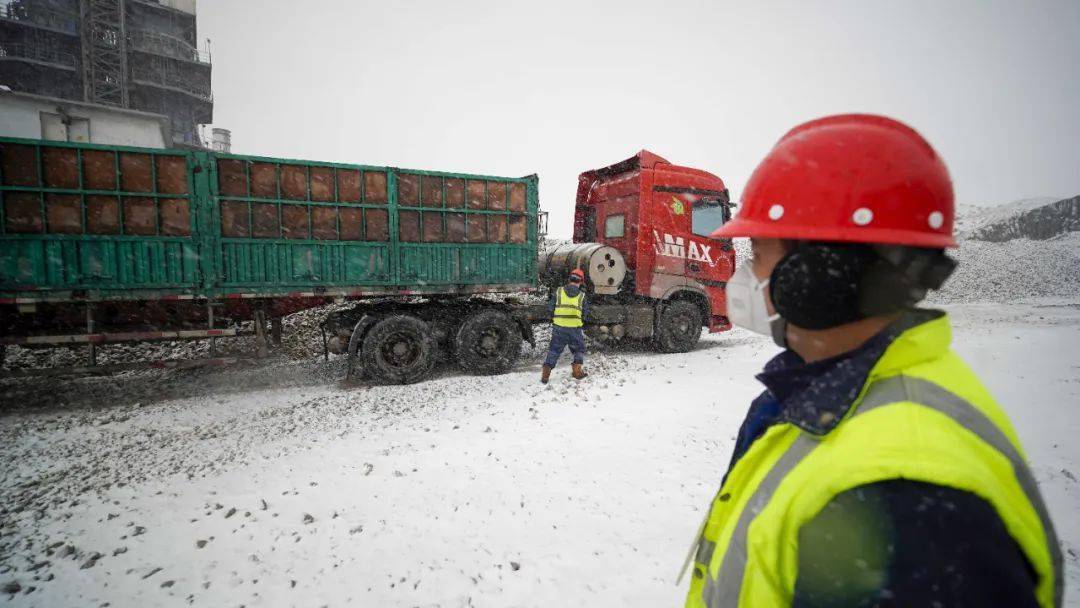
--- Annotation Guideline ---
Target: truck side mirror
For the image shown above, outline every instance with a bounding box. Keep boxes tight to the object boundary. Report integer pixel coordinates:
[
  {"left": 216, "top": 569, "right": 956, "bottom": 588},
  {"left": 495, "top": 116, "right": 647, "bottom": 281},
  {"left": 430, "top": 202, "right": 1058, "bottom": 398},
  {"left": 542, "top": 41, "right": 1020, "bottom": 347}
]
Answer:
[{"left": 538, "top": 212, "right": 549, "bottom": 236}]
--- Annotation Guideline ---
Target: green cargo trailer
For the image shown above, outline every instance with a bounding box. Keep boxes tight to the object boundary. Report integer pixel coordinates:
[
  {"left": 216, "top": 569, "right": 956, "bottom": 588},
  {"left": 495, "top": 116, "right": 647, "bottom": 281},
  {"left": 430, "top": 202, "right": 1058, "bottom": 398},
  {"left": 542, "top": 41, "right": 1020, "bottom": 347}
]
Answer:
[
  {"left": 0, "top": 137, "right": 540, "bottom": 300},
  {"left": 0, "top": 137, "right": 542, "bottom": 381}
]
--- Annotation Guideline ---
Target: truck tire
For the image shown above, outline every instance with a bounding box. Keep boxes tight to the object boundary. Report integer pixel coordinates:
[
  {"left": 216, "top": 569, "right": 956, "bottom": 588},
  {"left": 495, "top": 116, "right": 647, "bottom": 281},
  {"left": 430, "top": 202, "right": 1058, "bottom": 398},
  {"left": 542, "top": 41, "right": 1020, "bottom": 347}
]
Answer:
[
  {"left": 654, "top": 300, "right": 703, "bottom": 353},
  {"left": 361, "top": 314, "right": 437, "bottom": 384},
  {"left": 454, "top": 309, "right": 522, "bottom": 375}
]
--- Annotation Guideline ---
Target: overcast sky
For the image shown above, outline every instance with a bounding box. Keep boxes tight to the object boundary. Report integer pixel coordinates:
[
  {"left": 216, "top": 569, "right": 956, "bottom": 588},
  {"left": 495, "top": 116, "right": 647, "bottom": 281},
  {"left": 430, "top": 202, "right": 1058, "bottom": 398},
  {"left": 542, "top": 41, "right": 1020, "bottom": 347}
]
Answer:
[{"left": 200, "top": 0, "right": 1080, "bottom": 238}]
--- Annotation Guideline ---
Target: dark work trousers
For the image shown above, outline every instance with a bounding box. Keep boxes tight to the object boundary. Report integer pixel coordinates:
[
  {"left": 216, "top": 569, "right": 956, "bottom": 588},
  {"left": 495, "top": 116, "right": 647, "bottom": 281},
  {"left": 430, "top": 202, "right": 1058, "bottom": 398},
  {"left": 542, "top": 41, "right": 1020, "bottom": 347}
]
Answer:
[{"left": 544, "top": 326, "right": 585, "bottom": 367}]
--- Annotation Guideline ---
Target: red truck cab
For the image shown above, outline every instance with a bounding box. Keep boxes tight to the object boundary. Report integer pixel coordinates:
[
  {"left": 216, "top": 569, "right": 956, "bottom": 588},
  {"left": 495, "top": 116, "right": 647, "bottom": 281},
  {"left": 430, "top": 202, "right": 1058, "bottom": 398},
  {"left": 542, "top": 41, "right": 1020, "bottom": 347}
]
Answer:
[{"left": 574, "top": 150, "right": 735, "bottom": 333}]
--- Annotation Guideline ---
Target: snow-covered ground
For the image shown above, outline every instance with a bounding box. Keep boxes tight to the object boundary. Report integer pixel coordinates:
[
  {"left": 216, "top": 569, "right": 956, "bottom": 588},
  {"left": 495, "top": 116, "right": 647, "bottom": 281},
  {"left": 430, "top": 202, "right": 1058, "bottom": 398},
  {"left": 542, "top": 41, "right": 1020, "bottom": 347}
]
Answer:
[{"left": 2, "top": 301, "right": 1078, "bottom": 606}]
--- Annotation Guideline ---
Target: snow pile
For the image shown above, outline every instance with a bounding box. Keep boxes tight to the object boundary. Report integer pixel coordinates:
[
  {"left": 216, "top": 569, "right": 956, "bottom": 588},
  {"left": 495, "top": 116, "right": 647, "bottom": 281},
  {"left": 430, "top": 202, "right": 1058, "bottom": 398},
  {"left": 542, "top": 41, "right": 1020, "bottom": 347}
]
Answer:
[
  {"left": 968, "top": 196, "right": 1080, "bottom": 242},
  {"left": 932, "top": 197, "right": 1080, "bottom": 304},
  {"left": 2, "top": 329, "right": 264, "bottom": 372},
  {"left": 955, "top": 197, "right": 1062, "bottom": 236},
  {"left": 933, "top": 232, "right": 1080, "bottom": 304}
]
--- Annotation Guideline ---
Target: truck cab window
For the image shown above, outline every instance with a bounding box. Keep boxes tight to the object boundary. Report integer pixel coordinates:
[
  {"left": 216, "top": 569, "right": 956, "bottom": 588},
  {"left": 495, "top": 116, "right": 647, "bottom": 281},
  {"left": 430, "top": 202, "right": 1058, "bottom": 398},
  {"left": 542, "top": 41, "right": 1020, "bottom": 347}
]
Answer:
[
  {"left": 692, "top": 197, "right": 730, "bottom": 237},
  {"left": 604, "top": 214, "right": 625, "bottom": 238}
]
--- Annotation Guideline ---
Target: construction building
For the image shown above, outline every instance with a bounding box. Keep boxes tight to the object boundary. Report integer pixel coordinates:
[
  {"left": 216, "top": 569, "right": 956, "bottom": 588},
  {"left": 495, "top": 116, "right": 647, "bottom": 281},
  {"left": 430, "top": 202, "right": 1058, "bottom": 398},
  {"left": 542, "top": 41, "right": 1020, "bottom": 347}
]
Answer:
[{"left": 0, "top": 0, "right": 212, "bottom": 148}]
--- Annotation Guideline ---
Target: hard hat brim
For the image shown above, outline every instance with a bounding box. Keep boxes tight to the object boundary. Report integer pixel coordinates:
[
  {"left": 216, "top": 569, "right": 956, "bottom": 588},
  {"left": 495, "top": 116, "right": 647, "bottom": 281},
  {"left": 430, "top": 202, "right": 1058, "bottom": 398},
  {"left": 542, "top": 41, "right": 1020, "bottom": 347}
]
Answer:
[{"left": 711, "top": 217, "right": 957, "bottom": 248}]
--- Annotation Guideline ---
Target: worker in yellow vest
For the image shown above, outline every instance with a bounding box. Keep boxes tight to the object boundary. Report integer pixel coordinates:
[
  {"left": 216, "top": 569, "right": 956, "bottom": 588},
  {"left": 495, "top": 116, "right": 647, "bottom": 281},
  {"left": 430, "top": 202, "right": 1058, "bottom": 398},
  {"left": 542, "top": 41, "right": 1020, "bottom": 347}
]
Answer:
[
  {"left": 683, "top": 114, "right": 1062, "bottom": 607},
  {"left": 541, "top": 268, "right": 588, "bottom": 384}
]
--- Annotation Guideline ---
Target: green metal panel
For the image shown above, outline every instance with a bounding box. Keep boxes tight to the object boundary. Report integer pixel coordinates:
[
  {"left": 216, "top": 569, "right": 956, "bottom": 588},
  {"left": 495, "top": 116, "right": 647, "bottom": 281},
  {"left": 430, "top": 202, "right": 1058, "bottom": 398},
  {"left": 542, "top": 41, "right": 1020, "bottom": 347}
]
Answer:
[
  {"left": 0, "top": 137, "right": 202, "bottom": 297},
  {"left": 206, "top": 151, "right": 539, "bottom": 293},
  {"left": 396, "top": 244, "right": 538, "bottom": 285},
  {"left": 191, "top": 150, "right": 218, "bottom": 292},
  {"left": 1, "top": 137, "right": 540, "bottom": 301},
  {"left": 387, "top": 169, "right": 400, "bottom": 286},
  {"left": 207, "top": 152, "right": 401, "bottom": 289}
]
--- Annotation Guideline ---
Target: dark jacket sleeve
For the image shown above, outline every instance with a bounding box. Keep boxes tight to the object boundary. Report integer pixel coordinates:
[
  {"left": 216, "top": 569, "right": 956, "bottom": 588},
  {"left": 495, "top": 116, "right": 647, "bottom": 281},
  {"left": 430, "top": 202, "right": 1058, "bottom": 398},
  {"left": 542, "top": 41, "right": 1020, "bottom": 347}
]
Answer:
[
  {"left": 793, "top": 479, "right": 1039, "bottom": 608},
  {"left": 723, "top": 392, "right": 783, "bottom": 484}
]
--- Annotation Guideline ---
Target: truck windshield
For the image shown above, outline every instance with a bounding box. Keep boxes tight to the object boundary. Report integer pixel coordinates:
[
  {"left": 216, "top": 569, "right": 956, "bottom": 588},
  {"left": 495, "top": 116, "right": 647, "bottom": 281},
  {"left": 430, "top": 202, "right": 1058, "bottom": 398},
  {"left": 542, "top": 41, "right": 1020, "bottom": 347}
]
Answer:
[{"left": 692, "top": 199, "right": 730, "bottom": 237}]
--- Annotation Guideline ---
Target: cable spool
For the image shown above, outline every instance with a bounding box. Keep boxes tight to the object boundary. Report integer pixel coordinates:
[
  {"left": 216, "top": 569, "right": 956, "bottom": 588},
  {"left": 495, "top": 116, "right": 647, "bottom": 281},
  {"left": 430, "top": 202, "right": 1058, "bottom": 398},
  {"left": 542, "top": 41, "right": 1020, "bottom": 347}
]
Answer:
[{"left": 539, "top": 242, "right": 627, "bottom": 295}]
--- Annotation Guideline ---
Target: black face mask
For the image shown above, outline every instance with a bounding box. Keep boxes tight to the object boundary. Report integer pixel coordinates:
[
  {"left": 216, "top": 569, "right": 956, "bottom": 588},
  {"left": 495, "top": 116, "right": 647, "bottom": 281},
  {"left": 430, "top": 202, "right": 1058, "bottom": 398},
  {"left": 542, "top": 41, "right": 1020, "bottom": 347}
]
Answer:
[
  {"left": 764, "top": 241, "right": 959, "bottom": 332},
  {"left": 770, "top": 316, "right": 789, "bottom": 349},
  {"left": 768, "top": 242, "right": 953, "bottom": 331},
  {"left": 769, "top": 243, "right": 875, "bottom": 330}
]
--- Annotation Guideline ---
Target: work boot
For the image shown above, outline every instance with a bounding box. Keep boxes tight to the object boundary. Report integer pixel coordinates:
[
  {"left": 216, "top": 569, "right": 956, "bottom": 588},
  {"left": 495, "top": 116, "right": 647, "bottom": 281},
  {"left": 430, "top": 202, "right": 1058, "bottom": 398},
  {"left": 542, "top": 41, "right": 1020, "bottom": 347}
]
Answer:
[
  {"left": 571, "top": 363, "right": 588, "bottom": 380},
  {"left": 541, "top": 365, "right": 552, "bottom": 384}
]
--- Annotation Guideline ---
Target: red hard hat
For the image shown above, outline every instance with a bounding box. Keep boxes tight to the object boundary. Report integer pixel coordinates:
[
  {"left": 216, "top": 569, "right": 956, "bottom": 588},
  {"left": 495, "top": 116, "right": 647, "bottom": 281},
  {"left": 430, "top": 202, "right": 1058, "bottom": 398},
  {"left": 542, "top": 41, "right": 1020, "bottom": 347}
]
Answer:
[
  {"left": 569, "top": 269, "right": 586, "bottom": 281},
  {"left": 712, "top": 114, "right": 956, "bottom": 248}
]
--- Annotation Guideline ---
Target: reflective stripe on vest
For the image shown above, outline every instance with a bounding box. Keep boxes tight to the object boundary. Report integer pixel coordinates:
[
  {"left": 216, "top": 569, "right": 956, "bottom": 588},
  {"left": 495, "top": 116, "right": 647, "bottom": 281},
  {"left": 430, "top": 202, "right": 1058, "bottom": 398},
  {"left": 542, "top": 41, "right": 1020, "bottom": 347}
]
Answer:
[
  {"left": 697, "top": 375, "right": 1063, "bottom": 608},
  {"left": 553, "top": 287, "right": 584, "bottom": 328}
]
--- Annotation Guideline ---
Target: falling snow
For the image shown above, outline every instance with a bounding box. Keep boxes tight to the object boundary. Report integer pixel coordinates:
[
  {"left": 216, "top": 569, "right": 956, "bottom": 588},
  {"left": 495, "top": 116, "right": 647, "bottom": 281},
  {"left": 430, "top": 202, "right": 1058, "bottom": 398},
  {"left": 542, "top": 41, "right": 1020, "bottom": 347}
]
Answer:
[{"left": 1, "top": 201, "right": 1078, "bottom": 606}]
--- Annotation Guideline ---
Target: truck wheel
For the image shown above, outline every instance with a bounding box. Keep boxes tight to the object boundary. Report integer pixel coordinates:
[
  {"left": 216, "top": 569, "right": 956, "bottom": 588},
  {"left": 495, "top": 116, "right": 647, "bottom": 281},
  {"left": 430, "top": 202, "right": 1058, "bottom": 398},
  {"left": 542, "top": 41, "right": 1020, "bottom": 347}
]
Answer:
[
  {"left": 654, "top": 301, "right": 703, "bottom": 353},
  {"left": 454, "top": 309, "right": 522, "bottom": 375},
  {"left": 361, "top": 315, "right": 437, "bottom": 384}
]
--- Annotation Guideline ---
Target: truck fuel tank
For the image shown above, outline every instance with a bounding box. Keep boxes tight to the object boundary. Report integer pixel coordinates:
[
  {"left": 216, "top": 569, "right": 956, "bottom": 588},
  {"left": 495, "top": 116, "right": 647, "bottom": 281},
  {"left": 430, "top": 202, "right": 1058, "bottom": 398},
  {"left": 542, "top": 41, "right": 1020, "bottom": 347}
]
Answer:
[{"left": 539, "top": 242, "right": 627, "bottom": 295}]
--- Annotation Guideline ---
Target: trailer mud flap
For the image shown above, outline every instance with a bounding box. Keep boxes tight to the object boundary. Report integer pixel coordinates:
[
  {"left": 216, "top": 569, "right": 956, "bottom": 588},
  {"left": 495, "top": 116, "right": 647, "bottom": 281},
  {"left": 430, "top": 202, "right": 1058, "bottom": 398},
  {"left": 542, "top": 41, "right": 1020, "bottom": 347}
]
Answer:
[
  {"left": 515, "top": 316, "right": 535, "bottom": 348},
  {"left": 344, "top": 314, "right": 377, "bottom": 382}
]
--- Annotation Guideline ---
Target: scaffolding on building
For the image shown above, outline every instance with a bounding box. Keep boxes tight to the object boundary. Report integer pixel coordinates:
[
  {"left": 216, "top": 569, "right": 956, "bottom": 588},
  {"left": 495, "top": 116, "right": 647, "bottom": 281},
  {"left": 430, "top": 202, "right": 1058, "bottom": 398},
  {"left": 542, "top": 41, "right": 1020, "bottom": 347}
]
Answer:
[
  {"left": 0, "top": 41, "right": 78, "bottom": 68},
  {"left": 128, "top": 28, "right": 208, "bottom": 64},
  {"left": 79, "top": 0, "right": 127, "bottom": 106},
  {"left": 0, "top": 0, "right": 213, "bottom": 147},
  {"left": 1, "top": 0, "right": 79, "bottom": 34}
]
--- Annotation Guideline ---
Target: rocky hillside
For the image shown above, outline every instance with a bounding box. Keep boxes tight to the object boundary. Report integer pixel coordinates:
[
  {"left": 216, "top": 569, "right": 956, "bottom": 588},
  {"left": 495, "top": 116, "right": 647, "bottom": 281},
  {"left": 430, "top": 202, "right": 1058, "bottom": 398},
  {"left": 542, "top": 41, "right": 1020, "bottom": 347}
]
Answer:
[
  {"left": 969, "top": 195, "right": 1080, "bottom": 242},
  {"left": 933, "top": 196, "right": 1080, "bottom": 304}
]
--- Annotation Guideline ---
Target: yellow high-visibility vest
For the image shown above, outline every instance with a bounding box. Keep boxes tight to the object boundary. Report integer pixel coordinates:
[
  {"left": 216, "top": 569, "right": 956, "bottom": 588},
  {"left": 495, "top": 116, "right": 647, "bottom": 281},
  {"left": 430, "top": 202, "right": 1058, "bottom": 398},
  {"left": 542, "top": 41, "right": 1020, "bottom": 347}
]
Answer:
[
  {"left": 553, "top": 286, "right": 584, "bottom": 328},
  {"left": 685, "top": 312, "right": 1062, "bottom": 608}
]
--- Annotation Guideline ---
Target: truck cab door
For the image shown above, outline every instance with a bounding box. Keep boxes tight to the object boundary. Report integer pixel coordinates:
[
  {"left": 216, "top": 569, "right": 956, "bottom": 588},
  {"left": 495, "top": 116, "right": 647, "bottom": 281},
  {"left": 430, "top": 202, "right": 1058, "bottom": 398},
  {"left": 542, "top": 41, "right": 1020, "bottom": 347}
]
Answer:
[
  {"left": 688, "top": 195, "right": 734, "bottom": 275},
  {"left": 648, "top": 192, "right": 691, "bottom": 277},
  {"left": 687, "top": 195, "right": 736, "bottom": 317}
]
